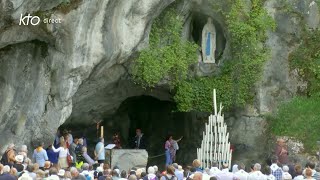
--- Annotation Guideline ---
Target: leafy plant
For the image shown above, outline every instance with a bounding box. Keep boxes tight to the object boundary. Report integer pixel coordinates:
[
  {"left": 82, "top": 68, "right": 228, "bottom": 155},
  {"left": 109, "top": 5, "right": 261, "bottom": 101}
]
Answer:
[
  {"left": 290, "top": 29, "right": 320, "bottom": 97},
  {"left": 268, "top": 96, "right": 320, "bottom": 151},
  {"left": 132, "top": 8, "right": 198, "bottom": 88},
  {"left": 267, "top": 4, "right": 320, "bottom": 151}
]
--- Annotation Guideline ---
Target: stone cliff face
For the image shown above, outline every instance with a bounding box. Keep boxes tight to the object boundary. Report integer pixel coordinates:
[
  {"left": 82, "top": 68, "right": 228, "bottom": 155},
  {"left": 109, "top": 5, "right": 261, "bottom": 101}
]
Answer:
[
  {"left": 0, "top": 0, "right": 173, "bottom": 151},
  {"left": 0, "top": 0, "right": 319, "bottom": 165}
]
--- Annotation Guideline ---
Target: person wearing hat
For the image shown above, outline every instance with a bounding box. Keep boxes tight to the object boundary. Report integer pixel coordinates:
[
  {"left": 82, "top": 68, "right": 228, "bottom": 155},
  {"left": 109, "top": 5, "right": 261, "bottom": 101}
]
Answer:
[
  {"left": 13, "top": 155, "right": 25, "bottom": 172},
  {"left": 58, "top": 169, "right": 66, "bottom": 178}
]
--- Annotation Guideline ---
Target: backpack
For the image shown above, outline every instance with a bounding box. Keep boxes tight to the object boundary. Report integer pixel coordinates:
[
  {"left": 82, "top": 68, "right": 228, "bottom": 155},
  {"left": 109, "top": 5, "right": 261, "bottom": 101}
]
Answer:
[
  {"left": 0, "top": 149, "right": 10, "bottom": 165},
  {"left": 85, "top": 174, "right": 92, "bottom": 180}
]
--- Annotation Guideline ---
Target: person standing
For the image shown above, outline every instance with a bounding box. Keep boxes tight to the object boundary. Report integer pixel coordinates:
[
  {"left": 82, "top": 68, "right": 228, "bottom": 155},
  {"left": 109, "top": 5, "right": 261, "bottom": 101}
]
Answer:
[
  {"left": 247, "top": 163, "right": 266, "bottom": 180},
  {"left": 82, "top": 146, "right": 95, "bottom": 165},
  {"left": 275, "top": 138, "right": 288, "bottom": 165},
  {"left": 234, "top": 163, "right": 249, "bottom": 180},
  {"left": 32, "top": 142, "right": 48, "bottom": 169},
  {"left": 13, "top": 155, "right": 25, "bottom": 172},
  {"left": 0, "top": 165, "right": 16, "bottom": 180},
  {"left": 52, "top": 141, "right": 70, "bottom": 169},
  {"left": 69, "top": 138, "right": 78, "bottom": 165},
  {"left": 95, "top": 137, "right": 105, "bottom": 164},
  {"left": 270, "top": 156, "right": 283, "bottom": 180},
  {"left": 113, "top": 133, "right": 122, "bottom": 149},
  {"left": 46, "top": 145, "right": 59, "bottom": 167},
  {"left": 1, "top": 144, "right": 16, "bottom": 167},
  {"left": 170, "top": 136, "right": 183, "bottom": 163},
  {"left": 54, "top": 130, "right": 61, "bottom": 148},
  {"left": 165, "top": 135, "right": 173, "bottom": 167},
  {"left": 134, "top": 129, "right": 147, "bottom": 149}
]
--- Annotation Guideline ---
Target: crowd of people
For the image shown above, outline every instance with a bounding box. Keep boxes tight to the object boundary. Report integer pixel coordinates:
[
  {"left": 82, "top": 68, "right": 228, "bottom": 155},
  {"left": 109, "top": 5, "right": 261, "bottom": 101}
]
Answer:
[
  {"left": 0, "top": 148, "right": 320, "bottom": 180},
  {"left": 0, "top": 129, "right": 318, "bottom": 180}
]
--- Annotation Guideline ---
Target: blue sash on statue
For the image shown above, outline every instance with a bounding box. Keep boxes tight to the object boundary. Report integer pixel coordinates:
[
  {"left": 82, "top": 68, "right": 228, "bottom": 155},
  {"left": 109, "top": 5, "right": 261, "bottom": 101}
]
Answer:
[{"left": 206, "top": 32, "right": 211, "bottom": 56}]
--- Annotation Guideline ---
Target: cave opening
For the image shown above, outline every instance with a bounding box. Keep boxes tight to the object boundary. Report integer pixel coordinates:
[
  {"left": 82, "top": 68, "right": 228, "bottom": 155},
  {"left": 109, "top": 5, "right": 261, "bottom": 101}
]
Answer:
[
  {"left": 191, "top": 13, "right": 226, "bottom": 61},
  {"left": 61, "top": 95, "right": 208, "bottom": 167}
]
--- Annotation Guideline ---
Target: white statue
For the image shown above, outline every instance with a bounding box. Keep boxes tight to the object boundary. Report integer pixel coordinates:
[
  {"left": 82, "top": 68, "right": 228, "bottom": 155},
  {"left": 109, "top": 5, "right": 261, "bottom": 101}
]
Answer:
[{"left": 202, "top": 17, "right": 216, "bottom": 63}]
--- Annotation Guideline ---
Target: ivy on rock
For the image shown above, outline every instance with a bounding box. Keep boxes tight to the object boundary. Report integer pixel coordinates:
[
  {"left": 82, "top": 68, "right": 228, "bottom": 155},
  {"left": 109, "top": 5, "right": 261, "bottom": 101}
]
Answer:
[
  {"left": 132, "top": 8, "right": 198, "bottom": 88},
  {"left": 175, "top": 0, "right": 275, "bottom": 111},
  {"left": 132, "top": 0, "right": 275, "bottom": 112}
]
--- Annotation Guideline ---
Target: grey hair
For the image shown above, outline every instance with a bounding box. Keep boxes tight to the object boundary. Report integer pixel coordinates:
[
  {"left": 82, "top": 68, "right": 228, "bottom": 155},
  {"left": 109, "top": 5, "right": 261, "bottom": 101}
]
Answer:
[
  {"left": 20, "top": 145, "right": 28, "bottom": 152},
  {"left": 7, "top": 143, "right": 15, "bottom": 149},
  {"left": 78, "top": 138, "right": 83, "bottom": 145},
  {"left": 128, "top": 175, "right": 137, "bottom": 180},
  {"left": 254, "top": 163, "right": 261, "bottom": 171},
  {"left": 282, "top": 165, "right": 289, "bottom": 172},
  {"left": 238, "top": 163, "right": 246, "bottom": 170},
  {"left": 3, "top": 165, "right": 10, "bottom": 173},
  {"left": 82, "top": 163, "right": 89, "bottom": 170},
  {"left": 70, "top": 167, "right": 78, "bottom": 174}
]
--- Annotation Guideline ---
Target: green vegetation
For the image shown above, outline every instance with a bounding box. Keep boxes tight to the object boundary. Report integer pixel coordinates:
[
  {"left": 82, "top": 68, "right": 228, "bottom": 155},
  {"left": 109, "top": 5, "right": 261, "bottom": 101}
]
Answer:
[
  {"left": 175, "top": 0, "right": 275, "bottom": 111},
  {"left": 270, "top": 25, "right": 320, "bottom": 151},
  {"left": 290, "top": 29, "right": 320, "bottom": 97},
  {"left": 132, "top": 0, "right": 275, "bottom": 111},
  {"left": 132, "top": 8, "right": 198, "bottom": 88},
  {"left": 268, "top": 97, "right": 320, "bottom": 151}
]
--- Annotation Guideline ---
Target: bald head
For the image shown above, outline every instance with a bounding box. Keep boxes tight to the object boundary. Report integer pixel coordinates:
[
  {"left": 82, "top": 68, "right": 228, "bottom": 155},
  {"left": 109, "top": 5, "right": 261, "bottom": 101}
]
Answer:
[
  {"left": 193, "top": 172, "right": 202, "bottom": 180},
  {"left": 278, "top": 138, "right": 286, "bottom": 146}
]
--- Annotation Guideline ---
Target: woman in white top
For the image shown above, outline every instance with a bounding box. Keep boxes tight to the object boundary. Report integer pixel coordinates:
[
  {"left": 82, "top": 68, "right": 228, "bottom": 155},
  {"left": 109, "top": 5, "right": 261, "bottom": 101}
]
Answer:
[{"left": 52, "top": 140, "right": 70, "bottom": 169}]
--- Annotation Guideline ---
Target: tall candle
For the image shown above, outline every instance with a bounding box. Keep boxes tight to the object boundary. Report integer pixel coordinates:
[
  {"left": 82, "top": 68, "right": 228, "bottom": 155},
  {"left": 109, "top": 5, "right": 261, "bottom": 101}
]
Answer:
[
  {"left": 101, "top": 126, "right": 104, "bottom": 137},
  {"left": 214, "top": 89, "right": 217, "bottom": 115}
]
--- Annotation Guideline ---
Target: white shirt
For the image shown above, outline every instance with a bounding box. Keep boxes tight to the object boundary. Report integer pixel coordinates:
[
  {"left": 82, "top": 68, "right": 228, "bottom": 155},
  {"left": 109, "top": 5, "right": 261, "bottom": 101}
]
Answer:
[
  {"left": 48, "top": 175, "right": 60, "bottom": 180},
  {"left": 293, "top": 175, "right": 304, "bottom": 180},
  {"left": 202, "top": 173, "right": 210, "bottom": 180},
  {"left": 52, "top": 147, "right": 69, "bottom": 158},
  {"left": 235, "top": 169, "right": 249, "bottom": 180},
  {"left": 210, "top": 167, "right": 221, "bottom": 176},
  {"left": 248, "top": 171, "right": 267, "bottom": 180},
  {"left": 265, "top": 174, "right": 276, "bottom": 180},
  {"left": 216, "top": 169, "right": 237, "bottom": 180},
  {"left": 282, "top": 172, "right": 292, "bottom": 179}
]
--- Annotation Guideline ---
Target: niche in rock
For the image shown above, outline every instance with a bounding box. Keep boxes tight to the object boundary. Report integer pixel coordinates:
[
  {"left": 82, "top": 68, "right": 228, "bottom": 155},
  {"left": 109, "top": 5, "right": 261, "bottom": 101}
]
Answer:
[
  {"left": 191, "top": 13, "right": 226, "bottom": 62},
  {"left": 61, "top": 95, "right": 210, "bottom": 168},
  {"left": 105, "top": 96, "right": 209, "bottom": 167}
]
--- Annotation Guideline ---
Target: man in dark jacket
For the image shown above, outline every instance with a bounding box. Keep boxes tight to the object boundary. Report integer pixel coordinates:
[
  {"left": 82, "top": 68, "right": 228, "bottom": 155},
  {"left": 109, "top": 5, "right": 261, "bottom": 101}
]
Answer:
[{"left": 133, "top": 129, "right": 147, "bottom": 149}]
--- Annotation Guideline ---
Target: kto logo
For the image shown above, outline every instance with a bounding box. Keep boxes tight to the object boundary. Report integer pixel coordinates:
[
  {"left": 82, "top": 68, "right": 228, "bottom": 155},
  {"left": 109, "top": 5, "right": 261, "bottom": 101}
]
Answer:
[
  {"left": 19, "top": 14, "right": 62, "bottom": 25},
  {"left": 19, "top": 14, "right": 40, "bottom": 25}
]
